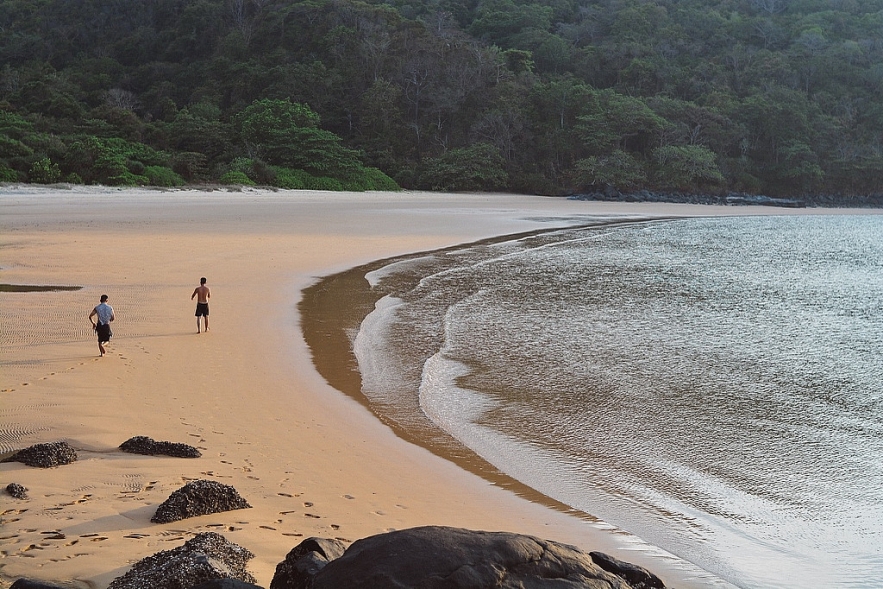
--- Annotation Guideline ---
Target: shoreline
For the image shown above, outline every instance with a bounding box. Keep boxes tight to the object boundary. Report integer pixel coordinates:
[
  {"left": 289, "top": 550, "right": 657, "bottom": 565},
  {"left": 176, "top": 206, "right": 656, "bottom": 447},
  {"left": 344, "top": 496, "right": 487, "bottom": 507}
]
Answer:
[{"left": 3, "top": 187, "right": 880, "bottom": 588}]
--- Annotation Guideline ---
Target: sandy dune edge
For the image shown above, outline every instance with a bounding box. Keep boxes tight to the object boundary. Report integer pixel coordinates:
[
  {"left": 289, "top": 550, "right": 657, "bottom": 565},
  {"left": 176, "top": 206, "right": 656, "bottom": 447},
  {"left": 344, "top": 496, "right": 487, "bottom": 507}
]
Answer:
[{"left": 2, "top": 187, "right": 875, "bottom": 588}]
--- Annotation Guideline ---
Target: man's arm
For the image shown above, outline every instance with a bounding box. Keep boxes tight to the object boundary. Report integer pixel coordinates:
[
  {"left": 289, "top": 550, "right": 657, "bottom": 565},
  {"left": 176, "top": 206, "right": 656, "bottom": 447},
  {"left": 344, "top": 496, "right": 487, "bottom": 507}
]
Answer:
[
  {"left": 206, "top": 287, "right": 210, "bottom": 300},
  {"left": 191, "top": 288, "right": 198, "bottom": 300},
  {"left": 89, "top": 308, "right": 97, "bottom": 327}
]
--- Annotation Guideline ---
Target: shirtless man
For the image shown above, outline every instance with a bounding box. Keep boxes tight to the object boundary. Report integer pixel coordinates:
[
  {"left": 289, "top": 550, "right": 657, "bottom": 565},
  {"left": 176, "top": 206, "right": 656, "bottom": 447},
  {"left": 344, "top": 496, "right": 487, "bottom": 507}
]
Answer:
[{"left": 191, "top": 277, "right": 211, "bottom": 333}]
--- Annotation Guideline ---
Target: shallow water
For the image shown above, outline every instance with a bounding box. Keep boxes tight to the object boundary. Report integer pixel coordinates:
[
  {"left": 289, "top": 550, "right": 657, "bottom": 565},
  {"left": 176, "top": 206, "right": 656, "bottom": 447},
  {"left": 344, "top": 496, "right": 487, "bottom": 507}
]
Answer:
[{"left": 353, "top": 215, "right": 883, "bottom": 589}]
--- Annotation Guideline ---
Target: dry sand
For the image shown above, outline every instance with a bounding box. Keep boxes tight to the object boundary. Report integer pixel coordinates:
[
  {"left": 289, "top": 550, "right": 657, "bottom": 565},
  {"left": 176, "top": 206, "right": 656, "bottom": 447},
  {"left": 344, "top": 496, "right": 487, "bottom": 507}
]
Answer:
[{"left": 1, "top": 186, "right": 877, "bottom": 588}]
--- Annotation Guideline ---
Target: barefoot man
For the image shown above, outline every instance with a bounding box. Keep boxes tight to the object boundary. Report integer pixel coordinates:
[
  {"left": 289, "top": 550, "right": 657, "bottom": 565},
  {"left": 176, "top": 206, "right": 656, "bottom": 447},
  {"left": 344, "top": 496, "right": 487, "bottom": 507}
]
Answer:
[
  {"left": 89, "top": 294, "right": 115, "bottom": 356},
  {"left": 191, "top": 277, "right": 211, "bottom": 333}
]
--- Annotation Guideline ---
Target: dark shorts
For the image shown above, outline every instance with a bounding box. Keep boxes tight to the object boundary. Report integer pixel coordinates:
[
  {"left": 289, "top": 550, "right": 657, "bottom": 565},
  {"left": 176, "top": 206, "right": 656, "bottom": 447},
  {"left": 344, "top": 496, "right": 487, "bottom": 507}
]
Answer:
[
  {"left": 97, "top": 323, "right": 112, "bottom": 343},
  {"left": 195, "top": 302, "right": 209, "bottom": 317}
]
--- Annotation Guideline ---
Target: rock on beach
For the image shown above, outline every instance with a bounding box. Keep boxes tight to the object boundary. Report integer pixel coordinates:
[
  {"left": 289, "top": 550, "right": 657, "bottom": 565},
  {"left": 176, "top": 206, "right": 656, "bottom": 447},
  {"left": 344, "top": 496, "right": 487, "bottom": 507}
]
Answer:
[
  {"left": 120, "top": 435, "right": 202, "bottom": 458},
  {"left": 151, "top": 479, "right": 251, "bottom": 524},
  {"left": 280, "top": 525, "right": 666, "bottom": 589},
  {"left": 0, "top": 441, "right": 77, "bottom": 468},
  {"left": 107, "top": 532, "right": 256, "bottom": 589}
]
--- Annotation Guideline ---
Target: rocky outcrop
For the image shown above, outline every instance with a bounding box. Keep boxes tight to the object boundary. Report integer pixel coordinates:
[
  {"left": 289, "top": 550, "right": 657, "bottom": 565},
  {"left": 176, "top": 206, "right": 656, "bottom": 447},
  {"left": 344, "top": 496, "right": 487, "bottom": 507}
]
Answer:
[
  {"left": 270, "top": 537, "right": 347, "bottom": 589},
  {"left": 6, "top": 482, "right": 28, "bottom": 499},
  {"left": 590, "top": 551, "right": 666, "bottom": 589},
  {"left": 10, "top": 579, "right": 69, "bottom": 589},
  {"left": 151, "top": 479, "right": 251, "bottom": 524},
  {"left": 107, "top": 532, "right": 256, "bottom": 589},
  {"left": 120, "top": 436, "right": 202, "bottom": 458},
  {"left": 190, "top": 580, "right": 265, "bottom": 589},
  {"left": 289, "top": 526, "right": 664, "bottom": 589},
  {"left": 1, "top": 441, "right": 77, "bottom": 468}
]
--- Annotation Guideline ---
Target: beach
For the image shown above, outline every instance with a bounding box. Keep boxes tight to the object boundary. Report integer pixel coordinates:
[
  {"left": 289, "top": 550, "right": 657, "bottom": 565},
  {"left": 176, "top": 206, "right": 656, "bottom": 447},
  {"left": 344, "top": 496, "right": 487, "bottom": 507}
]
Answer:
[{"left": 1, "top": 187, "right": 875, "bottom": 588}]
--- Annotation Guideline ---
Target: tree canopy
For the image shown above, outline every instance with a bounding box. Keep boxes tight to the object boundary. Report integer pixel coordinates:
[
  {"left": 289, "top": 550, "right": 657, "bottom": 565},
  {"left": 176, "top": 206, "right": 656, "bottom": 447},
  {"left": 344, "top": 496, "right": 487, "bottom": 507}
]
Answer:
[{"left": 1, "top": 0, "right": 882, "bottom": 199}]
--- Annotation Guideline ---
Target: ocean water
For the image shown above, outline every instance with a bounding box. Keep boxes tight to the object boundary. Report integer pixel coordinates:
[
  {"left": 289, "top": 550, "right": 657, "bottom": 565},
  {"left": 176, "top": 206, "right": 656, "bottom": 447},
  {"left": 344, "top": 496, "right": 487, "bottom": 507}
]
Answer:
[{"left": 349, "top": 215, "right": 883, "bottom": 589}]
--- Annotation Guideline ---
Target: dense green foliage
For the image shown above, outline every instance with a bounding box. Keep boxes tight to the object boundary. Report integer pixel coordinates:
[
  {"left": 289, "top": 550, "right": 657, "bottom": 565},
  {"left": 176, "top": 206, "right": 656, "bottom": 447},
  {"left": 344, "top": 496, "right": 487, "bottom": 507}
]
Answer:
[{"left": 1, "top": 0, "right": 882, "bottom": 198}]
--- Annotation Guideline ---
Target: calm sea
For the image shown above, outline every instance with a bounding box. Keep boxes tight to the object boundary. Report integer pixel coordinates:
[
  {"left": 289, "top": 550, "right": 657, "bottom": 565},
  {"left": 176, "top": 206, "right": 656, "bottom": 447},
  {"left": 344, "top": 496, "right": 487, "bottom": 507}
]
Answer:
[{"left": 348, "top": 215, "right": 883, "bottom": 589}]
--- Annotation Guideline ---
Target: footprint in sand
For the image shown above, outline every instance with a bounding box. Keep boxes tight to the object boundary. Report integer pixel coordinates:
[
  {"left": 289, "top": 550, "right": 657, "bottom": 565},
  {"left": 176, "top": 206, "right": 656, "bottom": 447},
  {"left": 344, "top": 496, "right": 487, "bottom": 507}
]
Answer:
[
  {"left": 278, "top": 493, "right": 293, "bottom": 498},
  {"left": 343, "top": 494, "right": 355, "bottom": 500},
  {"left": 304, "top": 513, "right": 321, "bottom": 519},
  {"left": 303, "top": 502, "right": 313, "bottom": 507}
]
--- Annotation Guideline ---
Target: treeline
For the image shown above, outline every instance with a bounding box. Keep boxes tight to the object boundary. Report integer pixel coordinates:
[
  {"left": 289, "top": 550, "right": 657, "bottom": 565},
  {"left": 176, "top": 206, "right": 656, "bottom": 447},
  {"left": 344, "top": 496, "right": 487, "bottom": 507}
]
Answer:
[{"left": 1, "top": 0, "right": 882, "bottom": 198}]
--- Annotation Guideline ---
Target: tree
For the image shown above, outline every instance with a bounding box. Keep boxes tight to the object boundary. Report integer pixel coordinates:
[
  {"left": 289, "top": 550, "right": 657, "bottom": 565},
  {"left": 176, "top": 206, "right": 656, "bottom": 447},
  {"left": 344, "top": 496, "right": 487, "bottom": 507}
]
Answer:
[
  {"left": 576, "top": 89, "right": 667, "bottom": 155},
  {"left": 651, "top": 145, "right": 725, "bottom": 190},
  {"left": 418, "top": 142, "right": 508, "bottom": 191},
  {"left": 235, "top": 98, "right": 364, "bottom": 178},
  {"left": 573, "top": 150, "right": 648, "bottom": 190}
]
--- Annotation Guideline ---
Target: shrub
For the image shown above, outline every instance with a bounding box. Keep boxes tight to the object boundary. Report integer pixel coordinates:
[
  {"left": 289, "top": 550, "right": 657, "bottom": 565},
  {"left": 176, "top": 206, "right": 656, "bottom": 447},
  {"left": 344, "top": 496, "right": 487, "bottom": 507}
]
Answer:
[
  {"left": 271, "top": 167, "right": 310, "bottom": 189},
  {"left": 106, "top": 170, "right": 149, "bottom": 186},
  {"left": 361, "top": 167, "right": 400, "bottom": 191},
  {"left": 144, "top": 165, "right": 185, "bottom": 187},
  {"left": 219, "top": 170, "right": 255, "bottom": 185},
  {"left": 29, "top": 157, "right": 62, "bottom": 183},
  {"left": 308, "top": 176, "right": 343, "bottom": 191},
  {"left": 0, "top": 164, "right": 19, "bottom": 182}
]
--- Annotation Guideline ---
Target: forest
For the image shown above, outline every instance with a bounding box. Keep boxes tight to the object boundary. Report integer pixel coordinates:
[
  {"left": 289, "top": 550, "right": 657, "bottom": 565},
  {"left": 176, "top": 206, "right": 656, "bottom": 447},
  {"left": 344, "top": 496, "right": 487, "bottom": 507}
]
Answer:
[{"left": 1, "top": 0, "right": 882, "bottom": 200}]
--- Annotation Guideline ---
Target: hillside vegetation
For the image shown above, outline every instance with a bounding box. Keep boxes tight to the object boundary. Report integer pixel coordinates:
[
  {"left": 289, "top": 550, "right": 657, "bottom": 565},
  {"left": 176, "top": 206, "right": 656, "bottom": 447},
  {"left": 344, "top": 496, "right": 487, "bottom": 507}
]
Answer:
[{"left": 1, "top": 0, "right": 882, "bottom": 199}]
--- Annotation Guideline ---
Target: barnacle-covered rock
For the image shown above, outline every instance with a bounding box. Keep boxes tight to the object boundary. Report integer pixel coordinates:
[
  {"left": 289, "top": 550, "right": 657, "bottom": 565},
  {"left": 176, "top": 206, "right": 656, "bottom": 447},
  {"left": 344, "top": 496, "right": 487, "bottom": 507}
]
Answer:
[
  {"left": 107, "top": 532, "right": 256, "bottom": 589},
  {"left": 1, "top": 441, "right": 77, "bottom": 468},
  {"left": 151, "top": 479, "right": 251, "bottom": 524},
  {"left": 120, "top": 436, "right": 202, "bottom": 458},
  {"left": 6, "top": 482, "right": 29, "bottom": 499}
]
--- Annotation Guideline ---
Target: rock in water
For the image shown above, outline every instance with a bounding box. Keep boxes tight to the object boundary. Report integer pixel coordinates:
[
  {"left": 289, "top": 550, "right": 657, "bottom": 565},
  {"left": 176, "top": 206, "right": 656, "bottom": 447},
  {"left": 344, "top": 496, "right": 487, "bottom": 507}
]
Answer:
[
  {"left": 305, "top": 526, "right": 662, "bottom": 589},
  {"left": 107, "top": 532, "right": 256, "bottom": 589},
  {"left": 120, "top": 435, "right": 202, "bottom": 458},
  {"left": 1, "top": 441, "right": 77, "bottom": 467},
  {"left": 6, "top": 482, "right": 29, "bottom": 499},
  {"left": 151, "top": 479, "right": 251, "bottom": 523},
  {"left": 270, "top": 537, "right": 347, "bottom": 589}
]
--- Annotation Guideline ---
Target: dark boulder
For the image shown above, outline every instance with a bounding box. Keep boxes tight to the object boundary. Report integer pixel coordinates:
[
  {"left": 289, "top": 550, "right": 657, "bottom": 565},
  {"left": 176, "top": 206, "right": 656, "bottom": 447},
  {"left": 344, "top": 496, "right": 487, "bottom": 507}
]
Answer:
[
  {"left": 6, "top": 482, "right": 29, "bottom": 499},
  {"left": 152, "top": 480, "right": 251, "bottom": 524},
  {"left": 270, "top": 537, "right": 347, "bottom": 589},
  {"left": 306, "top": 526, "right": 656, "bottom": 589},
  {"left": 189, "top": 580, "right": 265, "bottom": 589},
  {"left": 10, "top": 579, "right": 69, "bottom": 589},
  {"left": 1, "top": 441, "right": 77, "bottom": 468},
  {"left": 590, "top": 551, "right": 666, "bottom": 589},
  {"left": 120, "top": 436, "right": 202, "bottom": 458},
  {"left": 108, "top": 532, "right": 256, "bottom": 589}
]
